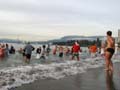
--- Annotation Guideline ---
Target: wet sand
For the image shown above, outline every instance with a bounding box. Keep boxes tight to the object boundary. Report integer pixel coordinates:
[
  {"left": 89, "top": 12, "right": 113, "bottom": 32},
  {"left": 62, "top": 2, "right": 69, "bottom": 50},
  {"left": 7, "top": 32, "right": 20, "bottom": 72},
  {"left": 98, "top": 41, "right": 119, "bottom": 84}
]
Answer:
[{"left": 14, "top": 63, "right": 120, "bottom": 90}]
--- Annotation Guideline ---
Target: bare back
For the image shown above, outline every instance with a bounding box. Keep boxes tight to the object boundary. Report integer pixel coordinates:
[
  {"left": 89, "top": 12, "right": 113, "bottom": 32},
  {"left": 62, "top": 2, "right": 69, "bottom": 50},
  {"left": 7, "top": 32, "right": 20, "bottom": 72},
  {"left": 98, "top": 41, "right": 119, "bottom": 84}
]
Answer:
[{"left": 106, "top": 36, "right": 115, "bottom": 49}]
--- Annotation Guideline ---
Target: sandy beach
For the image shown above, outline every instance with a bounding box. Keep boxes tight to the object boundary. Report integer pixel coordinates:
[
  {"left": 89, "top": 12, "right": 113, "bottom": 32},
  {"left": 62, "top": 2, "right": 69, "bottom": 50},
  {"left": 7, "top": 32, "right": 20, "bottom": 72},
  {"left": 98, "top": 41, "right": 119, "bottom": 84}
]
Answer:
[{"left": 13, "top": 62, "right": 120, "bottom": 90}]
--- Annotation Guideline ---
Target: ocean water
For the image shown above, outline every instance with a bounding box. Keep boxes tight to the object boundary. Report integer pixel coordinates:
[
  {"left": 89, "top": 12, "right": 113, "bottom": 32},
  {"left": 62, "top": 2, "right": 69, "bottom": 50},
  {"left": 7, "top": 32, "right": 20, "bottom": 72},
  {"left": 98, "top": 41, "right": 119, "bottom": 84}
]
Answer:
[{"left": 0, "top": 44, "right": 120, "bottom": 90}]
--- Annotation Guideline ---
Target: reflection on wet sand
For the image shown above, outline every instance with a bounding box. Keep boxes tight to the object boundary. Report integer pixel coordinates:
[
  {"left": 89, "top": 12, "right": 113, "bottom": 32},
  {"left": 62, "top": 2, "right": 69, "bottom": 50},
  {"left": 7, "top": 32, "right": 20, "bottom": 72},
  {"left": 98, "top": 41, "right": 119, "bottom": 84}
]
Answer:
[{"left": 106, "top": 71, "right": 116, "bottom": 90}]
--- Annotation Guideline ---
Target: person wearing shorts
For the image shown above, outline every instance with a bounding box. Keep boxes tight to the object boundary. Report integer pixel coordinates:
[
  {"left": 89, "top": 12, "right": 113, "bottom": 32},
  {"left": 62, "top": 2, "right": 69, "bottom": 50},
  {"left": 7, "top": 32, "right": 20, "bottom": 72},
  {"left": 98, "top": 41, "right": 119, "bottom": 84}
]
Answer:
[
  {"left": 71, "top": 41, "right": 82, "bottom": 61},
  {"left": 24, "top": 42, "right": 34, "bottom": 63}
]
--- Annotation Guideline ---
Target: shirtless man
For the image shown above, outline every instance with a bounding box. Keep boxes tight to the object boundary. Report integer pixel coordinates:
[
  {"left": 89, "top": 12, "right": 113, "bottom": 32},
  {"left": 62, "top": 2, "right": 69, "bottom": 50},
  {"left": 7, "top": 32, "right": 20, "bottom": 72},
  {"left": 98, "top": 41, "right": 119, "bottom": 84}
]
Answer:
[
  {"left": 105, "top": 31, "right": 115, "bottom": 71},
  {"left": 71, "top": 41, "right": 82, "bottom": 61}
]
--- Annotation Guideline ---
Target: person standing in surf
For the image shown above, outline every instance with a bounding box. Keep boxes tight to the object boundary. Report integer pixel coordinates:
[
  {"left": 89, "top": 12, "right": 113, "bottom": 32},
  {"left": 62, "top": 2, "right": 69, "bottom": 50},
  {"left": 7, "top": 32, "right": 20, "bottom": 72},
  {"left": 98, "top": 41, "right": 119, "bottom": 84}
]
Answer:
[
  {"left": 53, "top": 45, "right": 57, "bottom": 55},
  {"left": 105, "top": 31, "right": 115, "bottom": 71},
  {"left": 0, "top": 44, "right": 5, "bottom": 59},
  {"left": 58, "top": 46, "right": 64, "bottom": 58},
  {"left": 24, "top": 42, "right": 35, "bottom": 63},
  {"left": 71, "top": 41, "right": 82, "bottom": 61},
  {"left": 100, "top": 42, "right": 105, "bottom": 57},
  {"left": 89, "top": 43, "right": 98, "bottom": 58},
  {"left": 36, "top": 47, "right": 41, "bottom": 59}
]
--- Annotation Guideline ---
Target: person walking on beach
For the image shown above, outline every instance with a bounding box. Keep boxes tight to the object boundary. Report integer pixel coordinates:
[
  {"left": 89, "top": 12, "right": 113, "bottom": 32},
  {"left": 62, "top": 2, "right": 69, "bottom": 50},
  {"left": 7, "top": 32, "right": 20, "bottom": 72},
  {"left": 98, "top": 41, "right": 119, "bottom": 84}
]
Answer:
[
  {"left": 105, "top": 31, "right": 115, "bottom": 71},
  {"left": 71, "top": 41, "right": 82, "bottom": 61},
  {"left": 24, "top": 42, "right": 35, "bottom": 63}
]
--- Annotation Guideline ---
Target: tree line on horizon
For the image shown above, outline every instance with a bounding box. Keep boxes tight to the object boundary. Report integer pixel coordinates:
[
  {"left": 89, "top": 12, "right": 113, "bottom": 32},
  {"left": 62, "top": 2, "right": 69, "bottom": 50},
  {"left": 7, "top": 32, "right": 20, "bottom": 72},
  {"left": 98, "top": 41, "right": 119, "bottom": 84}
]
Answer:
[{"left": 52, "top": 38, "right": 101, "bottom": 47}]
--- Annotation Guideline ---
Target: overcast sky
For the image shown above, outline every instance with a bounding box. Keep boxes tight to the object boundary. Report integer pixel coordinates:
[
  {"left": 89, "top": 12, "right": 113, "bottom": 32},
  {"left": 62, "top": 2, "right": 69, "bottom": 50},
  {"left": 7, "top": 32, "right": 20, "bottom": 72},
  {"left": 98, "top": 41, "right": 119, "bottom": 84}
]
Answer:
[{"left": 0, "top": 0, "right": 119, "bottom": 41}]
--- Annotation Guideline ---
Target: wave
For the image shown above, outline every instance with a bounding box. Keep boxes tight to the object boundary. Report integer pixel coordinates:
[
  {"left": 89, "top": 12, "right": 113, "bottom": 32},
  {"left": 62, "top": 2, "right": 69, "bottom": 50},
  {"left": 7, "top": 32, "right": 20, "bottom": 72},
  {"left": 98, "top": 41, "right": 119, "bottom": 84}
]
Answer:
[{"left": 0, "top": 56, "right": 120, "bottom": 90}]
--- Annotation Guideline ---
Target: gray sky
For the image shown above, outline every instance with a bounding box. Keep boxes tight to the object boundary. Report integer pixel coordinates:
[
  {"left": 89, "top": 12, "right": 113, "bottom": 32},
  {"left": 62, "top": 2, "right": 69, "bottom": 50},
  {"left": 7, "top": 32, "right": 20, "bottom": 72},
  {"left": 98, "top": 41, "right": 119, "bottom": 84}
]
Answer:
[{"left": 0, "top": 0, "right": 119, "bottom": 41}]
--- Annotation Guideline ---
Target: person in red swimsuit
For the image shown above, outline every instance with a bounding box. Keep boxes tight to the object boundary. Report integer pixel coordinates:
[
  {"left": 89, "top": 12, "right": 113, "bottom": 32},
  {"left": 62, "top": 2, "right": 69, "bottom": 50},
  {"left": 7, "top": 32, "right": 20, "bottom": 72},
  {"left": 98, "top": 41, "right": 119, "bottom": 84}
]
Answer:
[{"left": 71, "top": 41, "right": 82, "bottom": 61}]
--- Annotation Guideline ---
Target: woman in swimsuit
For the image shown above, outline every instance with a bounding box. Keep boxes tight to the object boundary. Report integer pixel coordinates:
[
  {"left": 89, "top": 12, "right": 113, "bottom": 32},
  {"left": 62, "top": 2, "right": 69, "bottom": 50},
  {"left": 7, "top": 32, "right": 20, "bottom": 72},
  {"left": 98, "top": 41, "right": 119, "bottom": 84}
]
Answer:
[{"left": 105, "top": 31, "right": 115, "bottom": 72}]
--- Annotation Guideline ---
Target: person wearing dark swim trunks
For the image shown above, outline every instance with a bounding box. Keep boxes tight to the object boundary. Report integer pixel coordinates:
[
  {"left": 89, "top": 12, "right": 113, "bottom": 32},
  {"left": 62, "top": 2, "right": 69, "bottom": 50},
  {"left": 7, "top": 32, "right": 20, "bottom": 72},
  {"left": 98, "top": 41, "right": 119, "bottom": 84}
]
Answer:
[
  {"left": 58, "top": 46, "right": 64, "bottom": 58},
  {"left": 106, "top": 48, "right": 115, "bottom": 55},
  {"left": 24, "top": 42, "right": 35, "bottom": 63},
  {"left": 71, "top": 41, "right": 82, "bottom": 61},
  {"left": 105, "top": 31, "right": 115, "bottom": 72}
]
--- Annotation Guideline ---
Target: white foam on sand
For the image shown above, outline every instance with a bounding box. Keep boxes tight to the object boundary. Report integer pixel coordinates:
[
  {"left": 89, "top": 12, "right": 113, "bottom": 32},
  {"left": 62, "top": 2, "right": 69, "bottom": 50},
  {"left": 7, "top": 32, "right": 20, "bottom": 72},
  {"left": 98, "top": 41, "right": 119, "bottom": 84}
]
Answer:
[{"left": 0, "top": 56, "right": 120, "bottom": 90}]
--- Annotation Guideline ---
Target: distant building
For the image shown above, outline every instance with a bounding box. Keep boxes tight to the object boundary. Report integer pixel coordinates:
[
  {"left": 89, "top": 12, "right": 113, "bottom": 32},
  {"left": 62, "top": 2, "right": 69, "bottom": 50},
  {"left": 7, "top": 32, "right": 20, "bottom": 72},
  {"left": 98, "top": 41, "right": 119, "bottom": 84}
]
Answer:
[
  {"left": 118, "top": 29, "right": 120, "bottom": 43},
  {"left": 117, "top": 29, "right": 120, "bottom": 48},
  {"left": 115, "top": 37, "right": 118, "bottom": 43}
]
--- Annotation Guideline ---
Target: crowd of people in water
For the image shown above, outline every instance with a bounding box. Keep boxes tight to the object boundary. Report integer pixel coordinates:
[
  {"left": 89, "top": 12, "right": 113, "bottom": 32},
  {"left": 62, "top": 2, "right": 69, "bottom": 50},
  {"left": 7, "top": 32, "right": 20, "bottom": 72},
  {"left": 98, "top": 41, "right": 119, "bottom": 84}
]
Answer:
[
  {"left": 0, "top": 41, "right": 118, "bottom": 62},
  {"left": 0, "top": 31, "right": 119, "bottom": 72},
  {"left": 0, "top": 41, "right": 101, "bottom": 61},
  {"left": 0, "top": 44, "right": 15, "bottom": 59}
]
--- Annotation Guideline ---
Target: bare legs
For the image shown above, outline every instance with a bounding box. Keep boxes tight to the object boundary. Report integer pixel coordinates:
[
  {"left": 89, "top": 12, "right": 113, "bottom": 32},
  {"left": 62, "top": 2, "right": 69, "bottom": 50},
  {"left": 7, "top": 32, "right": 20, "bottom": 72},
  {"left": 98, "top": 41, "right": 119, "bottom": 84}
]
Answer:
[
  {"left": 71, "top": 55, "right": 80, "bottom": 61},
  {"left": 105, "top": 52, "right": 113, "bottom": 72}
]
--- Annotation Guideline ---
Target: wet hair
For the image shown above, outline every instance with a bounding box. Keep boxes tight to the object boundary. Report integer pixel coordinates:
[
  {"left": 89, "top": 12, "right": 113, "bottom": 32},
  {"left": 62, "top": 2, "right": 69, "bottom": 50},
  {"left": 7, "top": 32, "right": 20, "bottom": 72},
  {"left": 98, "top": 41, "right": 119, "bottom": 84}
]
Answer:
[{"left": 107, "top": 31, "right": 112, "bottom": 36}]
